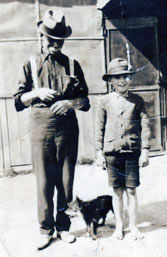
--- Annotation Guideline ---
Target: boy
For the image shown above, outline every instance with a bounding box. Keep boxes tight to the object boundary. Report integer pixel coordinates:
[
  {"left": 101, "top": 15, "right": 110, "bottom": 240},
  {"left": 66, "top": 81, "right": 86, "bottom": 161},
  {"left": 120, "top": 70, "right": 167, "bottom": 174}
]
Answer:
[{"left": 95, "top": 58, "right": 150, "bottom": 240}]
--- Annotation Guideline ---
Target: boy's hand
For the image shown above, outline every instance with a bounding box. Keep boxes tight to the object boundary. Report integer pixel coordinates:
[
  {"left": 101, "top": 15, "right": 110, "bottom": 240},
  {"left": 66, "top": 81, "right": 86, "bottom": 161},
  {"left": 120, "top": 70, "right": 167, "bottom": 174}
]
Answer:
[
  {"left": 95, "top": 150, "right": 106, "bottom": 169},
  {"left": 139, "top": 149, "right": 149, "bottom": 167}
]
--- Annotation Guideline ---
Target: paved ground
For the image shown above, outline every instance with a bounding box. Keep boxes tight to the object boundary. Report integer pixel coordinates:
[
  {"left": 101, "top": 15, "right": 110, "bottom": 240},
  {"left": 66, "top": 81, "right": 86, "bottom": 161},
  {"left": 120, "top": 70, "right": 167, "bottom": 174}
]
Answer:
[{"left": 0, "top": 155, "right": 167, "bottom": 257}]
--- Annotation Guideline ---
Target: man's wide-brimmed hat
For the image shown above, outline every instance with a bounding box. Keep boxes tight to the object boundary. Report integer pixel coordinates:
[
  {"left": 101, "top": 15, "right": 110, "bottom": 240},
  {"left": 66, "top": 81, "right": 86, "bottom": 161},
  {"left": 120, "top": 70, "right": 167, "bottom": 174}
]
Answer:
[
  {"left": 37, "top": 9, "right": 72, "bottom": 39},
  {"left": 103, "top": 58, "right": 136, "bottom": 81}
]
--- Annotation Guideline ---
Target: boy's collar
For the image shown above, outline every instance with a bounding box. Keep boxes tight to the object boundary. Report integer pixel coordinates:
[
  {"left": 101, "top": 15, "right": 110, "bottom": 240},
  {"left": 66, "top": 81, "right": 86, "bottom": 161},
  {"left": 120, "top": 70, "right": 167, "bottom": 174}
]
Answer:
[{"left": 114, "top": 90, "right": 129, "bottom": 98}]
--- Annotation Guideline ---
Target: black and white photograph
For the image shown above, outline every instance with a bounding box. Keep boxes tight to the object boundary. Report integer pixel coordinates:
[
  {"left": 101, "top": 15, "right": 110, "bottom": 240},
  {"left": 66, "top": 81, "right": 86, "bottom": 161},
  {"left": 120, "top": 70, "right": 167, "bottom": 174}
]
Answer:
[{"left": 0, "top": 1, "right": 167, "bottom": 257}]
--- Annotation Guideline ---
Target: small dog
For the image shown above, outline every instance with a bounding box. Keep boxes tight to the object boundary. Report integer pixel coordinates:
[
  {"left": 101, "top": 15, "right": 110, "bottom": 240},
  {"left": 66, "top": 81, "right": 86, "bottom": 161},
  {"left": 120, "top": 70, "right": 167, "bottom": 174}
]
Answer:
[{"left": 76, "top": 195, "right": 114, "bottom": 240}]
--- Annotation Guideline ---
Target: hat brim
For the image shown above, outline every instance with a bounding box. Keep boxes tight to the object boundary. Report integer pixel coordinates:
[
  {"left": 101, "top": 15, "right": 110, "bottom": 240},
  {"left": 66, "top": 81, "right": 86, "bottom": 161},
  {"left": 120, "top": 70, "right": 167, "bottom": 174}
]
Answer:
[
  {"left": 102, "top": 70, "right": 136, "bottom": 81},
  {"left": 37, "top": 21, "right": 72, "bottom": 39}
]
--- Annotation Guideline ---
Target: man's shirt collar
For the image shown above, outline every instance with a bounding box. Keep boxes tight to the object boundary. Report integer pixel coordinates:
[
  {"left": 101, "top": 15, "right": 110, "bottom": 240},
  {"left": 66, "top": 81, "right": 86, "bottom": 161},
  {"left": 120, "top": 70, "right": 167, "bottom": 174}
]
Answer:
[
  {"left": 41, "top": 48, "right": 57, "bottom": 63},
  {"left": 41, "top": 48, "right": 63, "bottom": 64},
  {"left": 41, "top": 48, "right": 50, "bottom": 63}
]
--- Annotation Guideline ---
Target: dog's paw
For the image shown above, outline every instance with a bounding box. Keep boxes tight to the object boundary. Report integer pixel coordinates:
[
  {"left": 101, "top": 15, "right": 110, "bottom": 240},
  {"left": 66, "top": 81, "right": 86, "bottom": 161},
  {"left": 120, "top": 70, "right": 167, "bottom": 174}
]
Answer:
[
  {"left": 85, "top": 232, "right": 91, "bottom": 237},
  {"left": 92, "top": 235, "right": 97, "bottom": 240}
]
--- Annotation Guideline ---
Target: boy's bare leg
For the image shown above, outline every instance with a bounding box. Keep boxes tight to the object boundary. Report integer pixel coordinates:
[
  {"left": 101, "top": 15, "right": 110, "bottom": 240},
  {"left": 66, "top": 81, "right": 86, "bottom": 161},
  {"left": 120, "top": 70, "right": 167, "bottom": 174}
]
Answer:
[
  {"left": 112, "top": 187, "right": 124, "bottom": 240},
  {"left": 126, "top": 188, "right": 143, "bottom": 240}
]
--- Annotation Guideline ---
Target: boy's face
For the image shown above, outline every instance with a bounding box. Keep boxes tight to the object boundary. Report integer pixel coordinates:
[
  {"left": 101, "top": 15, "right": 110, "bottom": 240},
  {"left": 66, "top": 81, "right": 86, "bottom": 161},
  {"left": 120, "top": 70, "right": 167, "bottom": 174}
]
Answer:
[
  {"left": 42, "top": 35, "right": 64, "bottom": 55},
  {"left": 108, "top": 74, "right": 131, "bottom": 95}
]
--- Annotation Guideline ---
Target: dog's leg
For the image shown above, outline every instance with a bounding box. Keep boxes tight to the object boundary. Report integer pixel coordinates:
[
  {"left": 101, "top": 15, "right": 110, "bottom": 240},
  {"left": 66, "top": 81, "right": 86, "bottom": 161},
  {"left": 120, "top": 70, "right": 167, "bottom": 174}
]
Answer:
[
  {"left": 92, "top": 221, "right": 98, "bottom": 240},
  {"left": 86, "top": 223, "right": 92, "bottom": 237},
  {"left": 102, "top": 216, "right": 106, "bottom": 226},
  {"left": 101, "top": 216, "right": 106, "bottom": 226}
]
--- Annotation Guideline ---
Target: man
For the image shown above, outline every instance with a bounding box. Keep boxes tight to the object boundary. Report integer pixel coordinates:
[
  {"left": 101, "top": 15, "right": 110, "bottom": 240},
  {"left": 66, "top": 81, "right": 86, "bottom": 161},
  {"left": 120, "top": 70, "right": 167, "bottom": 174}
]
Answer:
[
  {"left": 96, "top": 58, "right": 150, "bottom": 240},
  {"left": 14, "top": 9, "right": 90, "bottom": 249}
]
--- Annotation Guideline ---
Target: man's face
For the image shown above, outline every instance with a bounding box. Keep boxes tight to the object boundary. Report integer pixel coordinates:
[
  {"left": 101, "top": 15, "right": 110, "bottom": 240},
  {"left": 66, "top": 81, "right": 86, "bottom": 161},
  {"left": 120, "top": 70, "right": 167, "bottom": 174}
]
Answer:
[
  {"left": 42, "top": 35, "right": 64, "bottom": 55},
  {"left": 108, "top": 74, "right": 131, "bottom": 95}
]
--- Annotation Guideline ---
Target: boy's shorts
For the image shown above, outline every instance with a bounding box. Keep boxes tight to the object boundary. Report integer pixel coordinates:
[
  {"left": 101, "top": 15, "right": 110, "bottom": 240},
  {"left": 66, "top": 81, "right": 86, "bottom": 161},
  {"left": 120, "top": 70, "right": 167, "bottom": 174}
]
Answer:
[{"left": 105, "top": 152, "right": 140, "bottom": 188}]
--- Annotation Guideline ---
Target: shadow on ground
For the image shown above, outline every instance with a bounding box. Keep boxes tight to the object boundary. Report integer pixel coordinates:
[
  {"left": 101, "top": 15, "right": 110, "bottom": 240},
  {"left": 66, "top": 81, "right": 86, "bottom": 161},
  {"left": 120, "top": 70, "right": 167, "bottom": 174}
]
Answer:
[{"left": 137, "top": 201, "right": 167, "bottom": 232}]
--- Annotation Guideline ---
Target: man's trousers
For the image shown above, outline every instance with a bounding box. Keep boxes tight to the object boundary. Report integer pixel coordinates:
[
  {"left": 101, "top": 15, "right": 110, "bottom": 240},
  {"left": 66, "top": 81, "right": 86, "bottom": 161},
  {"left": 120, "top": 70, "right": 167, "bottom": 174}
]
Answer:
[{"left": 30, "top": 107, "right": 79, "bottom": 235}]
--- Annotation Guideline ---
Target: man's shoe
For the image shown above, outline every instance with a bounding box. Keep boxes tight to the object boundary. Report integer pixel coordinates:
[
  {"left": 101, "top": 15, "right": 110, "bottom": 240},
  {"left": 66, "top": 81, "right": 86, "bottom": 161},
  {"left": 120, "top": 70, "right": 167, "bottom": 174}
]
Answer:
[
  {"left": 52, "top": 230, "right": 57, "bottom": 239},
  {"left": 37, "top": 234, "right": 53, "bottom": 250},
  {"left": 57, "top": 231, "right": 76, "bottom": 243}
]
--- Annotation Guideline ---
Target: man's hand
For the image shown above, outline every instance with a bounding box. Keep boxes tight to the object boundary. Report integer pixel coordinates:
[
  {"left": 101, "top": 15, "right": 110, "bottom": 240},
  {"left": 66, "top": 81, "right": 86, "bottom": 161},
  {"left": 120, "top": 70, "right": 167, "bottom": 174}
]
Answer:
[
  {"left": 95, "top": 150, "right": 106, "bottom": 169},
  {"left": 36, "top": 88, "right": 57, "bottom": 102},
  {"left": 50, "top": 100, "right": 73, "bottom": 115},
  {"left": 20, "top": 88, "right": 57, "bottom": 107},
  {"left": 139, "top": 149, "right": 149, "bottom": 167}
]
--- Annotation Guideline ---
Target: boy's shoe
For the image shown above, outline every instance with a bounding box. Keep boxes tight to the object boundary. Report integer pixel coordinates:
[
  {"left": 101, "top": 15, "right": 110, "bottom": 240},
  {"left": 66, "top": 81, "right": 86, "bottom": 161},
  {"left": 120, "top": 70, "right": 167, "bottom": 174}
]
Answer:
[
  {"left": 37, "top": 234, "right": 53, "bottom": 250},
  {"left": 57, "top": 231, "right": 76, "bottom": 243}
]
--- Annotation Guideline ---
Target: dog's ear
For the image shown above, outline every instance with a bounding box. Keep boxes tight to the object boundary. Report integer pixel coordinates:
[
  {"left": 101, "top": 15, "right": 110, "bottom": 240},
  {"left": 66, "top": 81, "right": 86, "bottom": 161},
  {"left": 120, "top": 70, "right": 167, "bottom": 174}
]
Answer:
[
  {"left": 76, "top": 196, "right": 82, "bottom": 206},
  {"left": 76, "top": 196, "right": 80, "bottom": 202}
]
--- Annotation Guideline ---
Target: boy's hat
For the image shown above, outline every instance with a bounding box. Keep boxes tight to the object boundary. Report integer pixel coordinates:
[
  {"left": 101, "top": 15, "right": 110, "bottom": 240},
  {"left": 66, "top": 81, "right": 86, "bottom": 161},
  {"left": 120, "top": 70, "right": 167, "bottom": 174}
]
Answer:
[
  {"left": 37, "top": 9, "right": 72, "bottom": 39},
  {"left": 103, "top": 58, "right": 136, "bottom": 81}
]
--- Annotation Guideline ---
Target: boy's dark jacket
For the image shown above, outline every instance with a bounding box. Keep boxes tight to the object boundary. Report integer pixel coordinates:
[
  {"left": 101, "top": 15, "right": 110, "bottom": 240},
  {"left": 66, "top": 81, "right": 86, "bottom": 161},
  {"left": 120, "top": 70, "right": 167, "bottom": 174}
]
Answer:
[{"left": 96, "top": 91, "right": 151, "bottom": 153}]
